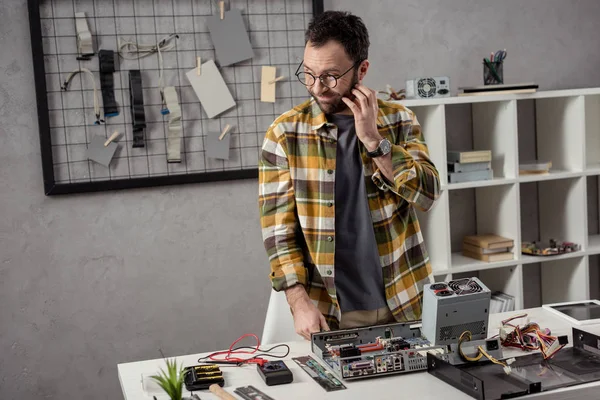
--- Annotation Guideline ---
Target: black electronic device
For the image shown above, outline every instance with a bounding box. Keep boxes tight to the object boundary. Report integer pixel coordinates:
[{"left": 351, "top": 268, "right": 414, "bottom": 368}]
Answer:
[
  {"left": 183, "top": 364, "right": 225, "bottom": 391},
  {"left": 257, "top": 361, "right": 293, "bottom": 386}
]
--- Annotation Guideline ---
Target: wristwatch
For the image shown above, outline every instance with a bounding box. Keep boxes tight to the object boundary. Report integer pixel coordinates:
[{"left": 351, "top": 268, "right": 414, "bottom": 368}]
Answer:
[{"left": 366, "top": 138, "right": 392, "bottom": 158}]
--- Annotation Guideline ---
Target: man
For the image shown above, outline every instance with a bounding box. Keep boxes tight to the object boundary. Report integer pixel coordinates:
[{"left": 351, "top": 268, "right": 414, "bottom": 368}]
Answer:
[{"left": 258, "top": 11, "right": 440, "bottom": 340}]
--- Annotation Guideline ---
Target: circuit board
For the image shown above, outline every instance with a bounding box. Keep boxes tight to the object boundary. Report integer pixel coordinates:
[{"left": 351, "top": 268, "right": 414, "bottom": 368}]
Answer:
[
  {"left": 311, "top": 322, "right": 446, "bottom": 380},
  {"left": 292, "top": 356, "right": 346, "bottom": 391}
]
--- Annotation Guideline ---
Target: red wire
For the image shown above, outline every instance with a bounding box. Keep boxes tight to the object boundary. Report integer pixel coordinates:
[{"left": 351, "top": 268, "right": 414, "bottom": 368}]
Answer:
[{"left": 205, "top": 333, "right": 267, "bottom": 366}]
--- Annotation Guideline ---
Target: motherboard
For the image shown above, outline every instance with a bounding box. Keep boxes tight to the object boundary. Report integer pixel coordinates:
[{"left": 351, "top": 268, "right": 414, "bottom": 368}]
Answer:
[{"left": 311, "top": 322, "right": 446, "bottom": 380}]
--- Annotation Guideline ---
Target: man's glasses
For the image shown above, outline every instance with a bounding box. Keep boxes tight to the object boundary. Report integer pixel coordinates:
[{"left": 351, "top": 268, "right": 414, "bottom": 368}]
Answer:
[{"left": 294, "top": 60, "right": 361, "bottom": 89}]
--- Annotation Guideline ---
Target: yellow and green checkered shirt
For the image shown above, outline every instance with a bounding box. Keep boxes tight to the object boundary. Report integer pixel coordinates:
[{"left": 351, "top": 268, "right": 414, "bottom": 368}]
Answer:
[{"left": 258, "top": 98, "right": 440, "bottom": 329}]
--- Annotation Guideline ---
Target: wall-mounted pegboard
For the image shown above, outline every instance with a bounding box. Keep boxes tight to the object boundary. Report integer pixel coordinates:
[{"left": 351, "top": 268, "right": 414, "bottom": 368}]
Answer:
[{"left": 27, "top": 0, "right": 323, "bottom": 195}]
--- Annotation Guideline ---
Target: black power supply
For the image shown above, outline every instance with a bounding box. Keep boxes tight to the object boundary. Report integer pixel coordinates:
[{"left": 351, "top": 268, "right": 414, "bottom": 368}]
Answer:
[{"left": 257, "top": 361, "right": 293, "bottom": 386}]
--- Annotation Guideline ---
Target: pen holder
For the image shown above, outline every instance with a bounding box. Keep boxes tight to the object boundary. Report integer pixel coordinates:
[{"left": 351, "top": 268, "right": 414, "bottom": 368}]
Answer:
[{"left": 483, "top": 61, "right": 503, "bottom": 85}]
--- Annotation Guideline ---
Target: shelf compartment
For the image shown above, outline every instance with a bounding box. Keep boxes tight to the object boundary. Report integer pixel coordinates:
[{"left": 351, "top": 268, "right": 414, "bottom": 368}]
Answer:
[
  {"left": 527, "top": 96, "right": 585, "bottom": 174},
  {"left": 445, "top": 100, "right": 518, "bottom": 183},
  {"left": 519, "top": 178, "right": 587, "bottom": 258},
  {"left": 585, "top": 95, "right": 600, "bottom": 171},
  {"left": 540, "top": 256, "right": 589, "bottom": 304},
  {"left": 449, "top": 184, "right": 520, "bottom": 267}
]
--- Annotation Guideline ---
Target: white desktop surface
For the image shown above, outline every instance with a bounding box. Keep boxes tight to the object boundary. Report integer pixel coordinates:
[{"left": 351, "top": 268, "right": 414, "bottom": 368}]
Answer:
[{"left": 117, "top": 307, "right": 600, "bottom": 400}]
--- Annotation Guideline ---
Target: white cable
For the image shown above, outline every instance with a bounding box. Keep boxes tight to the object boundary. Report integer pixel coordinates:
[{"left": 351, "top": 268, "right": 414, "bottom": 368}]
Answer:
[
  {"left": 61, "top": 67, "right": 102, "bottom": 124},
  {"left": 118, "top": 33, "right": 179, "bottom": 109}
]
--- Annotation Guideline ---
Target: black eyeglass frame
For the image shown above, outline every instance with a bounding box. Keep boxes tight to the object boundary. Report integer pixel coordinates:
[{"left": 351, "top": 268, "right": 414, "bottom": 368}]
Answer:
[{"left": 294, "top": 59, "right": 362, "bottom": 88}]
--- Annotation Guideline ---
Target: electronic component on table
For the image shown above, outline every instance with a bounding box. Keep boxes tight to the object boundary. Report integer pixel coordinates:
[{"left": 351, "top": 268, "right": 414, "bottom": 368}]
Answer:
[
  {"left": 427, "top": 327, "right": 600, "bottom": 400},
  {"left": 257, "top": 360, "right": 293, "bottom": 386},
  {"left": 183, "top": 364, "right": 224, "bottom": 391},
  {"left": 234, "top": 385, "right": 276, "bottom": 400},
  {"left": 422, "top": 277, "right": 491, "bottom": 346},
  {"left": 292, "top": 355, "right": 346, "bottom": 391},
  {"left": 310, "top": 321, "right": 446, "bottom": 380}
]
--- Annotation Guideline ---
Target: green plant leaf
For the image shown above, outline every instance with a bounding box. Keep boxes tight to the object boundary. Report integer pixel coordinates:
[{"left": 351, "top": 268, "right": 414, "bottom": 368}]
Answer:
[{"left": 150, "top": 358, "right": 185, "bottom": 400}]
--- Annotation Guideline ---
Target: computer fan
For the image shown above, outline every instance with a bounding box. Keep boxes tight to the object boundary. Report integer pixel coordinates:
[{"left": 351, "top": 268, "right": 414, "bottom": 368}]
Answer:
[{"left": 421, "top": 277, "right": 491, "bottom": 346}]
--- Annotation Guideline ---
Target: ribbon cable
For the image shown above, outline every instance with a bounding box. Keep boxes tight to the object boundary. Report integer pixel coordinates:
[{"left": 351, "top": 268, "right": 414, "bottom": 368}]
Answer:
[
  {"left": 98, "top": 50, "right": 119, "bottom": 118},
  {"left": 129, "top": 70, "right": 146, "bottom": 148},
  {"left": 75, "top": 12, "right": 93, "bottom": 60},
  {"left": 163, "top": 87, "right": 182, "bottom": 163}
]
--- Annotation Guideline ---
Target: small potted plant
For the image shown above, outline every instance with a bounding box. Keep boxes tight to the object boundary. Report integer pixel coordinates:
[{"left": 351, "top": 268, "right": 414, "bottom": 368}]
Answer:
[{"left": 150, "top": 358, "right": 187, "bottom": 400}]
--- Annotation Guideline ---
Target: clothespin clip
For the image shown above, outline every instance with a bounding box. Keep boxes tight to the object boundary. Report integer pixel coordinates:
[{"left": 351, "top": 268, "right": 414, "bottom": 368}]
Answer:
[
  {"left": 196, "top": 56, "right": 202, "bottom": 76},
  {"left": 104, "top": 131, "right": 120, "bottom": 146},
  {"left": 219, "top": 124, "right": 232, "bottom": 141},
  {"left": 268, "top": 76, "right": 286, "bottom": 85},
  {"left": 219, "top": 1, "right": 225, "bottom": 20}
]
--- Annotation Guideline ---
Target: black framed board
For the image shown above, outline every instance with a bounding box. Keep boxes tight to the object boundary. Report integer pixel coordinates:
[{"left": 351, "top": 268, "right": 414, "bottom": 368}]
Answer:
[{"left": 27, "top": 0, "right": 324, "bottom": 195}]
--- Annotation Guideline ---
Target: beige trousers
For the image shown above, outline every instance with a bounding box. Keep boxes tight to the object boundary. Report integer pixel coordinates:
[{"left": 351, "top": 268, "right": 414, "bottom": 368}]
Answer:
[{"left": 339, "top": 306, "right": 395, "bottom": 329}]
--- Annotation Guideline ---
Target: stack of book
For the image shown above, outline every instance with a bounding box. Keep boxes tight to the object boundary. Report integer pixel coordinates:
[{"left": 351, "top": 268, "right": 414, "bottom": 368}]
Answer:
[
  {"left": 490, "top": 291, "right": 515, "bottom": 313},
  {"left": 447, "top": 150, "right": 493, "bottom": 183},
  {"left": 462, "top": 234, "right": 514, "bottom": 262}
]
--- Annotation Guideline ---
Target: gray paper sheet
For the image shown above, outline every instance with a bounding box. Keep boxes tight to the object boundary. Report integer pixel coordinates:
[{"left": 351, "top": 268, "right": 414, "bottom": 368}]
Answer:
[
  {"left": 206, "top": 9, "right": 254, "bottom": 66},
  {"left": 205, "top": 131, "right": 232, "bottom": 160},
  {"left": 186, "top": 60, "right": 236, "bottom": 119},
  {"left": 87, "top": 135, "right": 118, "bottom": 167}
]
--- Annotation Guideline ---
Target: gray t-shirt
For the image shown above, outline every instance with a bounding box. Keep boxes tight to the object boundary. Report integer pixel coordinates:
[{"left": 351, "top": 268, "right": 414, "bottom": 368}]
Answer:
[{"left": 329, "top": 113, "right": 387, "bottom": 313}]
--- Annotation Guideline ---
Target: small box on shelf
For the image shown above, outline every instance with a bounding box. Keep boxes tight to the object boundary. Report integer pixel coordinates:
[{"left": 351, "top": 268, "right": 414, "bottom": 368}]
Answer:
[{"left": 462, "top": 234, "right": 514, "bottom": 262}]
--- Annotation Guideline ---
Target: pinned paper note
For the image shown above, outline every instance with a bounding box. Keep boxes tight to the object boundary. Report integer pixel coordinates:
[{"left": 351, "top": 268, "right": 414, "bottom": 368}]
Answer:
[
  {"left": 185, "top": 59, "right": 236, "bottom": 118},
  {"left": 206, "top": 8, "right": 254, "bottom": 66},
  {"left": 205, "top": 127, "right": 233, "bottom": 160},
  {"left": 261, "top": 66, "right": 280, "bottom": 103}
]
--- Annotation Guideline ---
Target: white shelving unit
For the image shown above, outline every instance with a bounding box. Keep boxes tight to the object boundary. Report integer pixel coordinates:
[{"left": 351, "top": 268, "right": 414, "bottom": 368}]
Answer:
[{"left": 396, "top": 88, "right": 600, "bottom": 312}]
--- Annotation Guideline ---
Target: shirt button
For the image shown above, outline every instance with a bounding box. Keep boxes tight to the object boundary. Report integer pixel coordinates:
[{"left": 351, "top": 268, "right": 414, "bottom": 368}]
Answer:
[
  {"left": 327, "top": 169, "right": 334, "bottom": 174},
  {"left": 327, "top": 236, "right": 333, "bottom": 242},
  {"left": 327, "top": 202, "right": 333, "bottom": 207},
  {"left": 327, "top": 270, "right": 332, "bottom": 275}
]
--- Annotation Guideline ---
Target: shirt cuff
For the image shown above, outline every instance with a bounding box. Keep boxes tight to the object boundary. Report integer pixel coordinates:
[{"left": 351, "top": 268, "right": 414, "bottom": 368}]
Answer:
[{"left": 270, "top": 262, "right": 308, "bottom": 291}]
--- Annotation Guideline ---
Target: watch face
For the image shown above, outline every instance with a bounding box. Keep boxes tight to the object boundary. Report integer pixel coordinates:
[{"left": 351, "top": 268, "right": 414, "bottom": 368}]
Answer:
[{"left": 381, "top": 139, "right": 391, "bottom": 154}]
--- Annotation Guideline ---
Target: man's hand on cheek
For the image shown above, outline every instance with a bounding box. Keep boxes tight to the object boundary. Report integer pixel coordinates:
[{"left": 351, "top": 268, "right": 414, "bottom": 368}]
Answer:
[{"left": 342, "top": 83, "right": 383, "bottom": 152}]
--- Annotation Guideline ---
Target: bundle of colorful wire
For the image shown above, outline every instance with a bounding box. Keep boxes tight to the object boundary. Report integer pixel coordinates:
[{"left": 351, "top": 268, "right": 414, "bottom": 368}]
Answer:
[{"left": 498, "top": 314, "right": 566, "bottom": 359}]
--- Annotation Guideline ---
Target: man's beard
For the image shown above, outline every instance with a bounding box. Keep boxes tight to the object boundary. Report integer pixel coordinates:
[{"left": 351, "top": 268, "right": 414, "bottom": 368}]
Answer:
[{"left": 310, "top": 73, "right": 359, "bottom": 114}]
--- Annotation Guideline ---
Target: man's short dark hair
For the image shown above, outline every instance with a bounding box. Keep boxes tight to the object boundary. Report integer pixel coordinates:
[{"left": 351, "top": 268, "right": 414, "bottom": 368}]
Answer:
[{"left": 305, "top": 11, "right": 369, "bottom": 64}]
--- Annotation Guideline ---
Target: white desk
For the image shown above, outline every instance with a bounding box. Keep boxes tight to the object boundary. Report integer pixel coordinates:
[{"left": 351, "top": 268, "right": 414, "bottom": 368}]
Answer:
[{"left": 118, "top": 308, "right": 600, "bottom": 400}]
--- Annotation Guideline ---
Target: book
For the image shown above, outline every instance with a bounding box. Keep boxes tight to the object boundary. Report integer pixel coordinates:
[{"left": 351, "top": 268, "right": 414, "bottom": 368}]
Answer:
[
  {"left": 462, "top": 249, "right": 514, "bottom": 262},
  {"left": 519, "top": 160, "right": 552, "bottom": 175},
  {"left": 463, "top": 234, "right": 514, "bottom": 249},
  {"left": 448, "top": 169, "right": 493, "bottom": 183},
  {"left": 458, "top": 88, "right": 537, "bottom": 97},
  {"left": 463, "top": 243, "right": 512, "bottom": 255},
  {"left": 458, "top": 83, "right": 539, "bottom": 94},
  {"left": 447, "top": 150, "right": 492, "bottom": 164},
  {"left": 448, "top": 161, "right": 491, "bottom": 173}
]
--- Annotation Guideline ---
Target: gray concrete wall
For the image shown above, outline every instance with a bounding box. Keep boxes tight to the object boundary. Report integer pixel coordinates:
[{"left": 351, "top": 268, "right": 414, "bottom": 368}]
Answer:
[{"left": 2, "top": 0, "right": 600, "bottom": 399}]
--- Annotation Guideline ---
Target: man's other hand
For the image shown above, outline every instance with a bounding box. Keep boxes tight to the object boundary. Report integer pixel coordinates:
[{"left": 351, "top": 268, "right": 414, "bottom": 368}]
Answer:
[{"left": 285, "top": 285, "right": 330, "bottom": 340}]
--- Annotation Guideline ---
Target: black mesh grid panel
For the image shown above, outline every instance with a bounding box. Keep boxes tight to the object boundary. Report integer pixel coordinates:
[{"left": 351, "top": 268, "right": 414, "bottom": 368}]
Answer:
[{"left": 28, "top": 0, "right": 323, "bottom": 194}]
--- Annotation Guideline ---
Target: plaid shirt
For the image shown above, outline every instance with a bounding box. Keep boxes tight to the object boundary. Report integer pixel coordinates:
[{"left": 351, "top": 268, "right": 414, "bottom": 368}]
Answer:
[{"left": 258, "top": 98, "right": 440, "bottom": 329}]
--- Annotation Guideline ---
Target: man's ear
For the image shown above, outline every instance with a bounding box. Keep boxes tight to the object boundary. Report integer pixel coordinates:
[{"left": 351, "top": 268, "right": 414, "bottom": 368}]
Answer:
[{"left": 358, "top": 59, "right": 370, "bottom": 81}]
